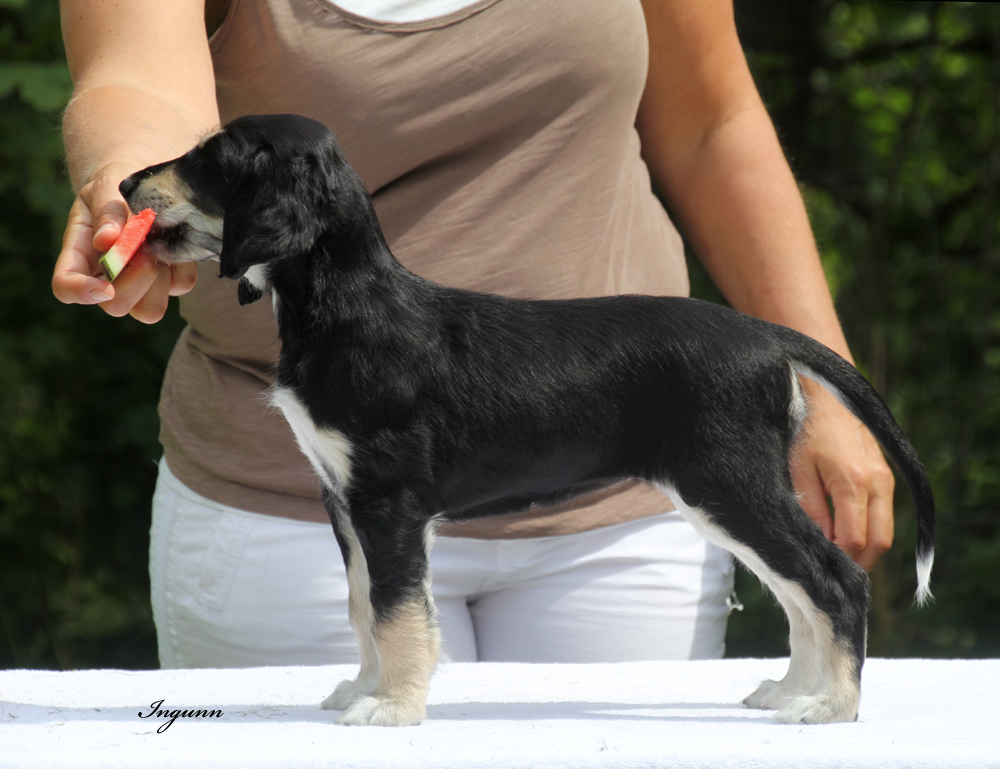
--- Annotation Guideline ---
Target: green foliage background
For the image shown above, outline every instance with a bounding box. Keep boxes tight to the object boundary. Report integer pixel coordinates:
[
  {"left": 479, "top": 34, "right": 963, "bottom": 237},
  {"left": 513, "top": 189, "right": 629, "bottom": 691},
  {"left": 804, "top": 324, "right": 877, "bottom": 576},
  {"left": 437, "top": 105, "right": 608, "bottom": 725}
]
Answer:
[
  {"left": 1, "top": 0, "right": 180, "bottom": 669},
  {"left": 1, "top": 0, "right": 997, "bottom": 670}
]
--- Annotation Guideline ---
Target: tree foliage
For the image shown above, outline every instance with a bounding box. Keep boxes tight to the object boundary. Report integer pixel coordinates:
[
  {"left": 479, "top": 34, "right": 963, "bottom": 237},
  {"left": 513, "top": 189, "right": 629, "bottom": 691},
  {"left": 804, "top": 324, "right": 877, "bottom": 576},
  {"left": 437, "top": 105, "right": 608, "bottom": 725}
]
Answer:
[
  {"left": 0, "top": 0, "right": 179, "bottom": 669},
  {"left": 0, "top": 0, "right": 997, "bottom": 670}
]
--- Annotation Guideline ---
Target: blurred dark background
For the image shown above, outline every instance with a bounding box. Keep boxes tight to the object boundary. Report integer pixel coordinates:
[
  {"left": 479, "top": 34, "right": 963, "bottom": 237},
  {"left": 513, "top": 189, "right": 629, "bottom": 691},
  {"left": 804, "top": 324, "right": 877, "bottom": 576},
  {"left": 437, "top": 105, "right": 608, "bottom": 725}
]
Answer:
[{"left": 1, "top": 0, "right": 997, "bottom": 670}]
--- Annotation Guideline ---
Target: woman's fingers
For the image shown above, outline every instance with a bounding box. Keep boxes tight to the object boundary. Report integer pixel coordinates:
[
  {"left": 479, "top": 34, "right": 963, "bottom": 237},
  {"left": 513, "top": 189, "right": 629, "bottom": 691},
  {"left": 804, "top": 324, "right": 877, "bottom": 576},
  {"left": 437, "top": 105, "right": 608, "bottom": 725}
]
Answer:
[
  {"left": 53, "top": 194, "right": 116, "bottom": 305},
  {"left": 54, "top": 161, "right": 196, "bottom": 319}
]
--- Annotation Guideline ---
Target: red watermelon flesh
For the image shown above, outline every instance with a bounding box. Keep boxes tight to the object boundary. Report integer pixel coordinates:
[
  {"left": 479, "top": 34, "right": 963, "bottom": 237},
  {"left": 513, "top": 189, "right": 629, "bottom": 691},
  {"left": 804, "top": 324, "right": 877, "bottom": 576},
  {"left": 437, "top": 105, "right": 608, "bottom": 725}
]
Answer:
[{"left": 98, "top": 208, "right": 157, "bottom": 281}]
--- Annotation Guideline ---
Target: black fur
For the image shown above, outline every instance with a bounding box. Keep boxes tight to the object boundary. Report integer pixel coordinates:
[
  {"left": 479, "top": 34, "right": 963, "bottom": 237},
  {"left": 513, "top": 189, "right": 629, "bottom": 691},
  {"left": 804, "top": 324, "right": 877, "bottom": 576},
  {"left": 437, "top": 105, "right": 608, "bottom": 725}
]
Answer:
[{"left": 122, "top": 114, "right": 935, "bottom": 725}]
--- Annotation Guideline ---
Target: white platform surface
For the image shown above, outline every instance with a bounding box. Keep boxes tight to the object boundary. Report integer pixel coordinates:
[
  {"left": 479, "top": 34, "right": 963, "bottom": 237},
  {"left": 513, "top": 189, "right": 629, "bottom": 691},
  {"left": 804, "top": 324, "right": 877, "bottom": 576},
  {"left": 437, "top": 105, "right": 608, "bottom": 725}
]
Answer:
[{"left": 1, "top": 658, "right": 997, "bottom": 768}]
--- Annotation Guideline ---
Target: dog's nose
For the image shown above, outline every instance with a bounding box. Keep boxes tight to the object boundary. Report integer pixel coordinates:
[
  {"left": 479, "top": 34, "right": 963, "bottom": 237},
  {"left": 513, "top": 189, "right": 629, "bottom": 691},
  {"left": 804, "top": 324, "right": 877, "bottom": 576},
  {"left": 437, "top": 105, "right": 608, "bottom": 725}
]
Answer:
[{"left": 118, "top": 176, "right": 139, "bottom": 200}]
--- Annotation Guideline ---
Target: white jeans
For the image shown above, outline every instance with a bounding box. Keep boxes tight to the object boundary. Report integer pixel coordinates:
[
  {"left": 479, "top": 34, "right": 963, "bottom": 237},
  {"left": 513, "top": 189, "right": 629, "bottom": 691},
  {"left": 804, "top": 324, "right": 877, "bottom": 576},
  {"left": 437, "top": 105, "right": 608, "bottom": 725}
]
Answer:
[{"left": 150, "top": 458, "right": 736, "bottom": 668}]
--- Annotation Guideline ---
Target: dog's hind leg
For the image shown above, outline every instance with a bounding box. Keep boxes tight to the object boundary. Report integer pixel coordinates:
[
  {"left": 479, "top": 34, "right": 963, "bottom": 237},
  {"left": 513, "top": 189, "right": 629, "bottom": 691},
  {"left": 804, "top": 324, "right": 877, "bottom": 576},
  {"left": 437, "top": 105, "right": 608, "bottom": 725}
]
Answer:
[
  {"left": 334, "top": 495, "right": 441, "bottom": 726},
  {"left": 657, "top": 481, "right": 870, "bottom": 724},
  {"left": 741, "top": 581, "right": 824, "bottom": 711}
]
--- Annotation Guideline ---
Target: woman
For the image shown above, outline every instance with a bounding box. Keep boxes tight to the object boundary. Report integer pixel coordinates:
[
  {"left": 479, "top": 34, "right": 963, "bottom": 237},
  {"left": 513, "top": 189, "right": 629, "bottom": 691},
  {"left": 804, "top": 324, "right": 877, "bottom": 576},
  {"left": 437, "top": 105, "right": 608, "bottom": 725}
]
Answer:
[{"left": 53, "top": 0, "right": 893, "bottom": 668}]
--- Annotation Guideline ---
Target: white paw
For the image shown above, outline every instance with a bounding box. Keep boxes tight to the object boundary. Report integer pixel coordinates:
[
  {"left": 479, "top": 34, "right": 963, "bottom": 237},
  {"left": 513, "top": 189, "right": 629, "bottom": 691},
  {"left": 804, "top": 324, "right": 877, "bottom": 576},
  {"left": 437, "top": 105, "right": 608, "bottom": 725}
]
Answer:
[
  {"left": 775, "top": 694, "right": 858, "bottom": 724},
  {"left": 321, "top": 678, "right": 373, "bottom": 711},
  {"left": 743, "top": 679, "right": 796, "bottom": 711},
  {"left": 336, "top": 695, "right": 425, "bottom": 726}
]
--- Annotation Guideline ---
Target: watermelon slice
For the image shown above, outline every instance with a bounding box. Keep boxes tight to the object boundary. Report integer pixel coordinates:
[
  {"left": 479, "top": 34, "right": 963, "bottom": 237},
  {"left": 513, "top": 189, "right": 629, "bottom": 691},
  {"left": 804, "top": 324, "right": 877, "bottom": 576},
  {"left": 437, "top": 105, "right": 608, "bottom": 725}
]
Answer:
[{"left": 98, "top": 208, "right": 157, "bottom": 281}]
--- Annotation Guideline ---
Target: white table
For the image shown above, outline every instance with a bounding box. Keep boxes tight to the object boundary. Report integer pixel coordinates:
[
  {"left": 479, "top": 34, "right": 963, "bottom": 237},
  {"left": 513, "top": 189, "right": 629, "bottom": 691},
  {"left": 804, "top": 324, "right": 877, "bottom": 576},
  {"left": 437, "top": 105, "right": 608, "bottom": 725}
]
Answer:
[{"left": 1, "top": 658, "right": 997, "bottom": 768}]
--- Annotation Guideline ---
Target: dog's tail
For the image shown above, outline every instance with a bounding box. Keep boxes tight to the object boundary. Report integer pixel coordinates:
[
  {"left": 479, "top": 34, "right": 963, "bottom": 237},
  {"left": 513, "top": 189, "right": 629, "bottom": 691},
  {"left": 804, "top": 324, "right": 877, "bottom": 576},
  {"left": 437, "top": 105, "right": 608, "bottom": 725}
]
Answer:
[{"left": 784, "top": 333, "right": 935, "bottom": 606}]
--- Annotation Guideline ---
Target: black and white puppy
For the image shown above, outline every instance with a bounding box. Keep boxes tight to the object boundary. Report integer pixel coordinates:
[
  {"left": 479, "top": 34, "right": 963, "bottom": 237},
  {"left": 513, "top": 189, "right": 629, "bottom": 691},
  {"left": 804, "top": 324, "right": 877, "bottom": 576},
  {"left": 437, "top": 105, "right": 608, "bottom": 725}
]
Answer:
[{"left": 121, "top": 114, "right": 935, "bottom": 727}]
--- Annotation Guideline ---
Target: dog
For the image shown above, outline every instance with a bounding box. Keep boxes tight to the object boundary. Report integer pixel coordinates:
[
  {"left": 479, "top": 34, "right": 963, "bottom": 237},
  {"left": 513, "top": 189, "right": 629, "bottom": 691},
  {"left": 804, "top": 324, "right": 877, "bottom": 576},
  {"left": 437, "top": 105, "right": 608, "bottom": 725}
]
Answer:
[{"left": 120, "top": 113, "right": 935, "bottom": 726}]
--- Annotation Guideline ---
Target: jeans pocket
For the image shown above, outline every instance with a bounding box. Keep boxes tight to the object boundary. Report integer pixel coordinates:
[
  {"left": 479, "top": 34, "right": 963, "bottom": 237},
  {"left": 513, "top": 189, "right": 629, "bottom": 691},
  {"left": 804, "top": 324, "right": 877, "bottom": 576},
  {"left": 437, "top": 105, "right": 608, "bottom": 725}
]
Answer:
[{"left": 194, "top": 507, "right": 257, "bottom": 613}]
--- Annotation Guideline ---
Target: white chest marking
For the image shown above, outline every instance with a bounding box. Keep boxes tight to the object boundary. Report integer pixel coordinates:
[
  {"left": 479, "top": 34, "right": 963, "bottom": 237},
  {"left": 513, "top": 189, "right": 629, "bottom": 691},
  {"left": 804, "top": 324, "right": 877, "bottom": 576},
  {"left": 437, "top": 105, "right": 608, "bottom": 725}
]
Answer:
[
  {"left": 242, "top": 264, "right": 280, "bottom": 318},
  {"left": 270, "top": 386, "right": 353, "bottom": 489},
  {"left": 242, "top": 264, "right": 270, "bottom": 291}
]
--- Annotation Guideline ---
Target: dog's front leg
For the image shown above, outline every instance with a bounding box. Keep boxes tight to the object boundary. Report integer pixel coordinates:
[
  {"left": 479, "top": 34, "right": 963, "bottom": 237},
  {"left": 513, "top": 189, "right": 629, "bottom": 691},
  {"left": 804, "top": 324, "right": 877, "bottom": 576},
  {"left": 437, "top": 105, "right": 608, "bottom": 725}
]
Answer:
[
  {"left": 320, "top": 505, "right": 381, "bottom": 713},
  {"left": 326, "top": 495, "right": 441, "bottom": 726}
]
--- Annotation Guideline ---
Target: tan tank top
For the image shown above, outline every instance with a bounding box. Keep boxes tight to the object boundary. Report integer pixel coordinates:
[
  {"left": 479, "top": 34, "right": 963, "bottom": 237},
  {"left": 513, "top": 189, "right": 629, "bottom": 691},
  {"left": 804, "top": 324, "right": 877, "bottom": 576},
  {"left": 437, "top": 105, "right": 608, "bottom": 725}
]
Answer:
[{"left": 159, "top": 0, "right": 688, "bottom": 536}]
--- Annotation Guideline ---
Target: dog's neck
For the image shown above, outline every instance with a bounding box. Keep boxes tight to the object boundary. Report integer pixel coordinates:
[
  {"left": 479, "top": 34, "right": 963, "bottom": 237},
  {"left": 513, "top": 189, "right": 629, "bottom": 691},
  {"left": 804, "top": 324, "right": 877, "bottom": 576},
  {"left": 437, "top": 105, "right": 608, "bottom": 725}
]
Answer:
[{"left": 266, "top": 217, "right": 434, "bottom": 412}]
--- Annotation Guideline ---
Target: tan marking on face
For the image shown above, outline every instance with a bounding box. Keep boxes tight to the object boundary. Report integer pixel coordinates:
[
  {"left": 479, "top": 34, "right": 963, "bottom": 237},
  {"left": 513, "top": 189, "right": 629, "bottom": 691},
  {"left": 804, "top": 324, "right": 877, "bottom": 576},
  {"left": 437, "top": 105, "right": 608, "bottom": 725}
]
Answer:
[
  {"left": 128, "top": 164, "right": 224, "bottom": 264},
  {"left": 133, "top": 165, "right": 188, "bottom": 211}
]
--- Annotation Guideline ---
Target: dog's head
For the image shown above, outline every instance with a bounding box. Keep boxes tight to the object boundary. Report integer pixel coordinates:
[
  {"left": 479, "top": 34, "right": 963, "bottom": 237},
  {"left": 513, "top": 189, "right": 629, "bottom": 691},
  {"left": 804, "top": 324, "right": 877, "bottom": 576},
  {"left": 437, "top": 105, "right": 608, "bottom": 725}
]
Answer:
[{"left": 120, "top": 114, "right": 357, "bottom": 302}]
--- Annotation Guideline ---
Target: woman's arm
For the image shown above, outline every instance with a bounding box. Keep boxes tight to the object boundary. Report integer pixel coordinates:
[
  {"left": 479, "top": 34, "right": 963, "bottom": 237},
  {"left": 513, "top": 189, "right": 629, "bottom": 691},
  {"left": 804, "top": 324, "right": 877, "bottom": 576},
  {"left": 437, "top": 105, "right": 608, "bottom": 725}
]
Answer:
[
  {"left": 54, "top": 0, "right": 221, "bottom": 322},
  {"left": 636, "top": 0, "right": 894, "bottom": 570}
]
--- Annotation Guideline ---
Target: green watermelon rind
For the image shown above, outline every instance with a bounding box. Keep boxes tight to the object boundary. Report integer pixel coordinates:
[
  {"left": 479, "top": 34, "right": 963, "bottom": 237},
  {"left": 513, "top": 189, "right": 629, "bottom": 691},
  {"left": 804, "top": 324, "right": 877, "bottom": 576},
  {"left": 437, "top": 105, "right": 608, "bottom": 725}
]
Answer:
[
  {"left": 98, "top": 209, "right": 157, "bottom": 282},
  {"left": 98, "top": 245, "right": 130, "bottom": 282}
]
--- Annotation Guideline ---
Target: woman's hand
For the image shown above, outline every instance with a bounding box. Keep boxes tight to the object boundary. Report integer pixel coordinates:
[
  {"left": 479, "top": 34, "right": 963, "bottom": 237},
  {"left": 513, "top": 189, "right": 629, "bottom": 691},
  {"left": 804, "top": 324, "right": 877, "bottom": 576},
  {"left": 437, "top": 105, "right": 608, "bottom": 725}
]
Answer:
[
  {"left": 56, "top": 0, "right": 219, "bottom": 322},
  {"left": 792, "top": 381, "right": 895, "bottom": 572},
  {"left": 52, "top": 162, "right": 198, "bottom": 323}
]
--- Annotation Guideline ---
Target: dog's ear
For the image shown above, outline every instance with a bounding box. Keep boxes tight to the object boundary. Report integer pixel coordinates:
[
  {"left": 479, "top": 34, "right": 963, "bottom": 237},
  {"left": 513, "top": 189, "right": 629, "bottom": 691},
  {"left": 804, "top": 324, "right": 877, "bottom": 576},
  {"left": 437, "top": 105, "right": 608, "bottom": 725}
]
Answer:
[
  {"left": 237, "top": 278, "right": 264, "bottom": 305},
  {"left": 219, "top": 151, "right": 329, "bottom": 281}
]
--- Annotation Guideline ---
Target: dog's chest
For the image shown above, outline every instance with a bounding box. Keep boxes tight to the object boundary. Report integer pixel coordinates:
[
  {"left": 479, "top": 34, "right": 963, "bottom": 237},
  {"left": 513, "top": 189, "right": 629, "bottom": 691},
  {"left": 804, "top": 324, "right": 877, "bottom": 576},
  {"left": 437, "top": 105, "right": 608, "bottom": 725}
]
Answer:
[{"left": 270, "top": 386, "right": 354, "bottom": 490}]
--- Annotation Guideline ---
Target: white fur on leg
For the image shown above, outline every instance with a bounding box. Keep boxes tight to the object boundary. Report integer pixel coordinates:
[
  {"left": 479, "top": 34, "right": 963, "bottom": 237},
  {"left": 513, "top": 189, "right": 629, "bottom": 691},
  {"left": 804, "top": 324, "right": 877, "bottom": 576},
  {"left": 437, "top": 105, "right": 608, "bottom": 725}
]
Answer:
[
  {"left": 336, "top": 596, "right": 440, "bottom": 726},
  {"left": 655, "top": 483, "right": 862, "bottom": 724},
  {"left": 743, "top": 598, "right": 820, "bottom": 711},
  {"left": 321, "top": 510, "right": 380, "bottom": 711},
  {"left": 336, "top": 695, "right": 426, "bottom": 727},
  {"left": 770, "top": 584, "right": 861, "bottom": 724},
  {"left": 323, "top": 678, "right": 373, "bottom": 711}
]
